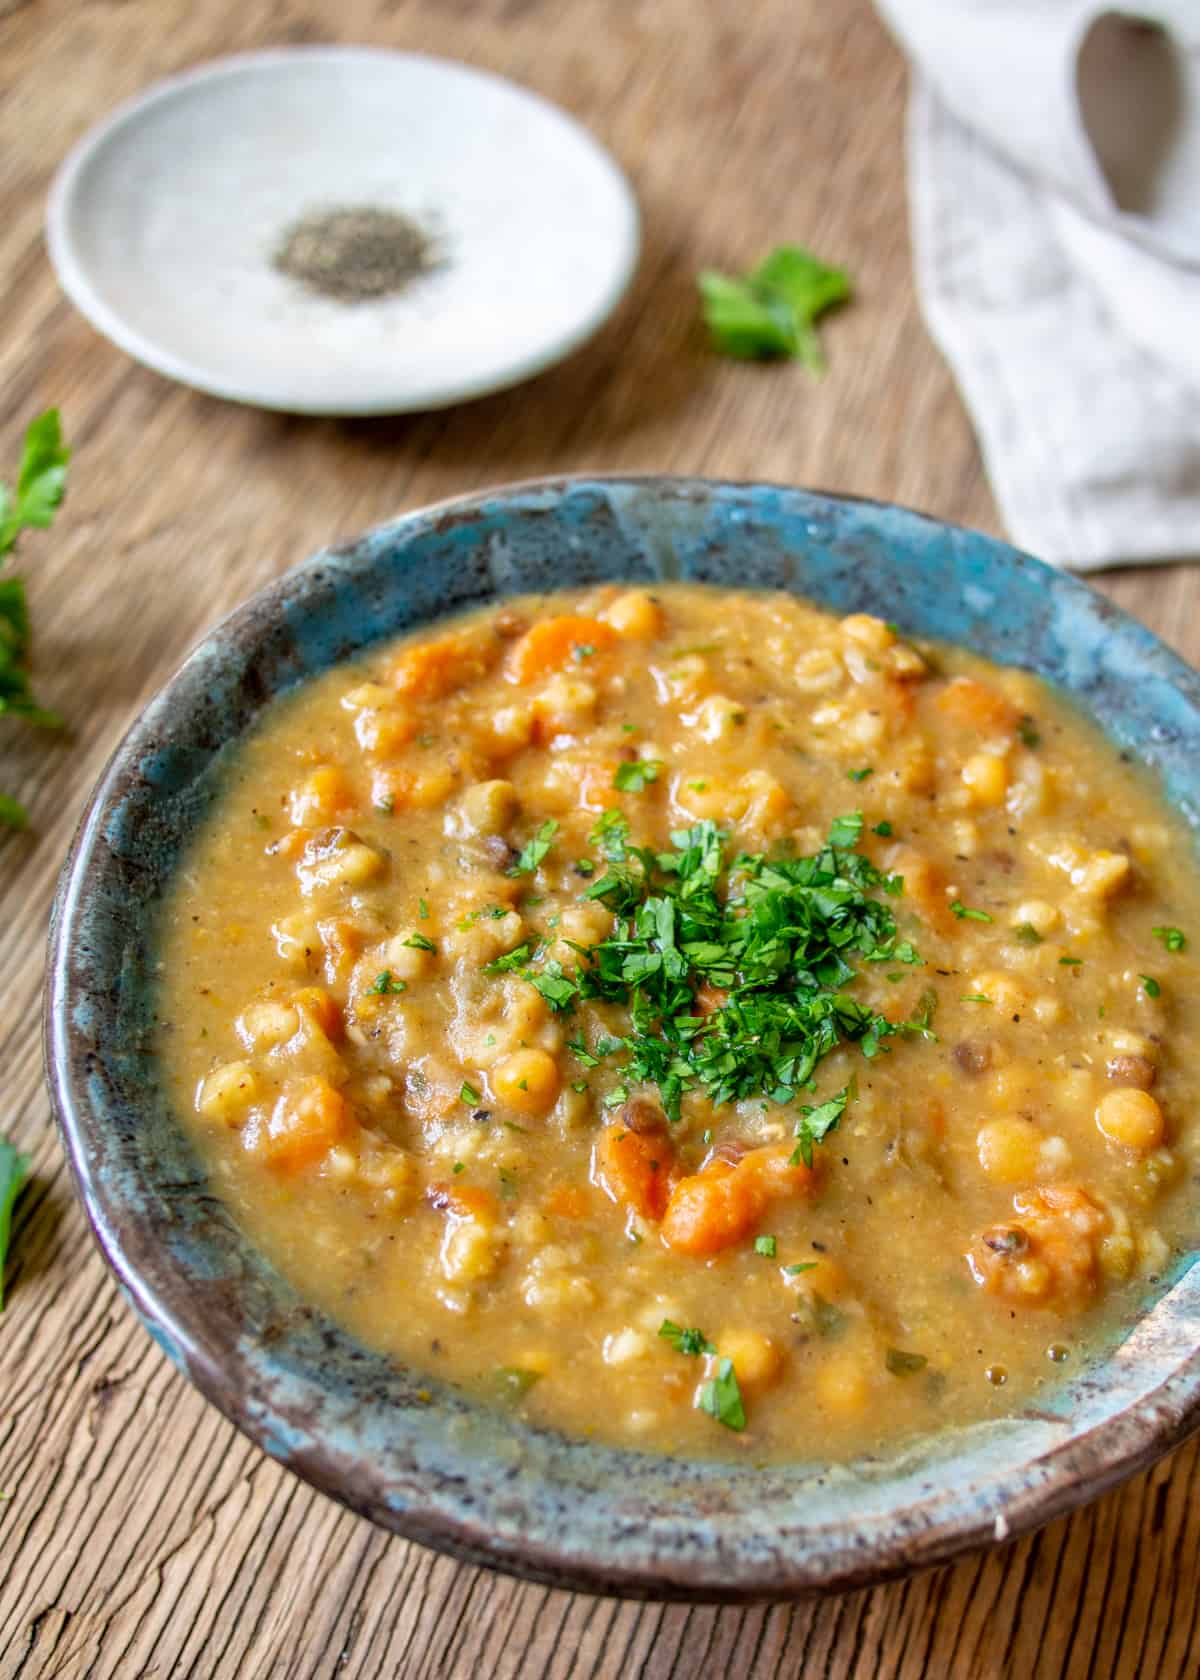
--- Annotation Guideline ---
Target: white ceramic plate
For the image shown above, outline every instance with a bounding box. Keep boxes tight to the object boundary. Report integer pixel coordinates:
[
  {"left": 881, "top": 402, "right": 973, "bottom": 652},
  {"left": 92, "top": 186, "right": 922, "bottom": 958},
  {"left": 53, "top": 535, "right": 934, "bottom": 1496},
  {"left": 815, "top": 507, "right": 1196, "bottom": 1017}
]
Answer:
[{"left": 47, "top": 48, "right": 640, "bottom": 415}]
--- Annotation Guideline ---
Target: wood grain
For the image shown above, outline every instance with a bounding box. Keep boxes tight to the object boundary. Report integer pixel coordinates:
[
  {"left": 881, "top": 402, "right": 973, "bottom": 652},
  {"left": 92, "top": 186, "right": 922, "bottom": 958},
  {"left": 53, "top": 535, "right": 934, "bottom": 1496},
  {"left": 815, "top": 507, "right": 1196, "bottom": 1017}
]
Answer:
[{"left": 0, "top": 0, "right": 1196, "bottom": 1675}]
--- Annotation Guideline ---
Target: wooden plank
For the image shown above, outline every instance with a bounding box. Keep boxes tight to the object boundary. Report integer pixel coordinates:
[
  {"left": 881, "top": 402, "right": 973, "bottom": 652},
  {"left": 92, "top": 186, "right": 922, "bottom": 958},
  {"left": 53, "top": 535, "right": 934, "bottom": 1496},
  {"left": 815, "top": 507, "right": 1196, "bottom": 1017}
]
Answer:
[{"left": 0, "top": 0, "right": 1197, "bottom": 1675}]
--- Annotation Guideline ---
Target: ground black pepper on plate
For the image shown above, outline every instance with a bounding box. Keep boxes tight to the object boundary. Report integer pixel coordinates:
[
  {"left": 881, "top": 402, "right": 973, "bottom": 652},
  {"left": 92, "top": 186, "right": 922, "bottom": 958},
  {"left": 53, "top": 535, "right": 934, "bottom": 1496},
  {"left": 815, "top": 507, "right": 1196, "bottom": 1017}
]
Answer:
[{"left": 272, "top": 205, "right": 435, "bottom": 304}]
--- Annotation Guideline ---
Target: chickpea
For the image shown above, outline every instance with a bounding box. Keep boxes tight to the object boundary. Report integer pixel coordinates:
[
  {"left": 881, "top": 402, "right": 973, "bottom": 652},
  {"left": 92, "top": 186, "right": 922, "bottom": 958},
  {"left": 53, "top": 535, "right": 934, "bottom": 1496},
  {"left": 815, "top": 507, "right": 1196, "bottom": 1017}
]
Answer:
[
  {"left": 381, "top": 929, "right": 437, "bottom": 981},
  {"left": 686, "top": 693, "right": 747, "bottom": 742},
  {"left": 717, "top": 1329, "right": 784, "bottom": 1392},
  {"left": 815, "top": 1352, "right": 871, "bottom": 1417},
  {"left": 236, "top": 999, "right": 299, "bottom": 1052},
  {"left": 970, "top": 971, "right": 1028, "bottom": 1014},
  {"left": 197, "top": 1061, "right": 260, "bottom": 1122},
  {"left": 792, "top": 647, "right": 845, "bottom": 694},
  {"left": 1095, "top": 1088, "right": 1165, "bottom": 1151},
  {"left": 492, "top": 1048, "right": 561, "bottom": 1116},
  {"left": 961, "top": 752, "right": 1008, "bottom": 807},
  {"left": 841, "top": 613, "right": 895, "bottom": 653},
  {"left": 454, "top": 779, "right": 519, "bottom": 837},
  {"left": 1011, "top": 899, "right": 1060, "bottom": 937},
  {"left": 602, "top": 589, "right": 663, "bottom": 639},
  {"left": 977, "top": 1116, "right": 1042, "bottom": 1184},
  {"left": 1075, "top": 850, "right": 1131, "bottom": 900}
]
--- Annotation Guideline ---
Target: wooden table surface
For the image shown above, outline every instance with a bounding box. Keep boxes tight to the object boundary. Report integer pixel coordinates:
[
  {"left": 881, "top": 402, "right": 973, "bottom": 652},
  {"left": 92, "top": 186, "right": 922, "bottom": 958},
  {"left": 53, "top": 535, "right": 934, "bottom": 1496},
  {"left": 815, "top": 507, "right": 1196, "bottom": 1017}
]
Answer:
[{"left": 3, "top": 1, "right": 1199, "bottom": 1675}]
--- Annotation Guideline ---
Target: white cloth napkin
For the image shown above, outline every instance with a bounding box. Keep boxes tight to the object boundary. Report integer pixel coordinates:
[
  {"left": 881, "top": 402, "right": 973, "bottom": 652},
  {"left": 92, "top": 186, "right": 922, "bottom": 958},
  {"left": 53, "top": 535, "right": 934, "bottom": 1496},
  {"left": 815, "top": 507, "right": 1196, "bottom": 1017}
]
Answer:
[{"left": 875, "top": 2, "right": 1200, "bottom": 571}]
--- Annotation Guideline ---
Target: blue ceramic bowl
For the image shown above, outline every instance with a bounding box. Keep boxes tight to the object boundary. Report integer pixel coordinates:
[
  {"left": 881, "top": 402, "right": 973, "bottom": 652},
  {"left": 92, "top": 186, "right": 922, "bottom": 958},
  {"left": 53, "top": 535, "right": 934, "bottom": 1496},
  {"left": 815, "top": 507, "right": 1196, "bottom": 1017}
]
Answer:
[{"left": 46, "top": 478, "right": 1200, "bottom": 1601}]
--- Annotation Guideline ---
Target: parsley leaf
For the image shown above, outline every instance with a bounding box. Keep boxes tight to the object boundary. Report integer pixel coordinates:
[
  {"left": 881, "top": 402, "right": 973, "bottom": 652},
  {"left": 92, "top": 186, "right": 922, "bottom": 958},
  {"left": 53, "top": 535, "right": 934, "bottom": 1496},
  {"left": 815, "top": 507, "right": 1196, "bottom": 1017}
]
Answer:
[
  {"left": 754, "top": 1235, "right": 777, "bottom": 1257},
  {"left": 1153, "top": 926, "right": 1187, "bottom": 953},
  {"left": 950, "top": 901, "right": 993, "bottom": 923},
  {"left": 507, "top": 819, "right": 558, "bottom": 877},
  {"left": 460, "top": 1081, "right": 480, "bottom": 1105},
  {"left": 697, "top": 1357, "right": 746, "bottom": 1431},
  {"left": 0, "top": 1140, "right": 30, "bottom": 1310},
  {"left": 1141, "top": 975, "right": 1162, "bottom": 998},
  {"left": 886, "top": 1348, "right": 928, "bottom": 1378},
  {"left": 483, "top": 943, "right": 535, "bottom": 974},
  {"left": 0, "top": 410, "right": 71, "bottom": 825},
  {"left": 658, "top": 1319, "right": 717, "bottom": 1357},
  {"left": 791, "top": 1083, "right": 852, "bottom": 1169},
  {"left": 403, "top": 932, "right": 437, "bottom": 952},
  {"left": 698, "top": 244, "right": 851, "bottom": 368},
  {"left": 1012, "top": 923, "right": 1043, "bottom": 945},
  {"left": 847, "top": 767, "right": 873, "bottom": 783},
  {"left": 1017, "top": 717, "right": 1040, "bottom": 749},
  {"left": 613, "top": 760, "right": 663, "bottom": 794},
  {"left": 367, "top": 970, "right": 406, "bottom": 994},
  {"left": 827, "top": 811, "right": 863, "bottom": 850},
  {"left": 494, "top": 1366, "right": 541, "bottom": 1402},
  {"left": 872, "top": 820, "right": 893, "bottom": 837}
]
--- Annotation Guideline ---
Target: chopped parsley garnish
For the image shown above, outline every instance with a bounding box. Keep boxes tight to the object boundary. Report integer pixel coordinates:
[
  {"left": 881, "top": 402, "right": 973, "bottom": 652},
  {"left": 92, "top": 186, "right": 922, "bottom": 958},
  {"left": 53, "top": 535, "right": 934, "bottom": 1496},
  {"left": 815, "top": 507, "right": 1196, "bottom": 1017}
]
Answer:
[
  {"left": 507, "top": 819, "right": 559, "bottom": 877},
  {"left": 528, "top": 961, "right": 578, "bottom": 1012},
  {"left": 551, "top": 816, "right": 926, "bottom": 1125},
  {"left": 658, "top": 1319, "right": 716, "bottom": 1356},
  {"left": 790, "top": 1083, "right": 852, "bottom": 1169},
  {"left": 403, "top": 932, "right": 437, "bottom": 952},
  {"left": 872, "top": 820, "right": 893, "bottom": 837},
  {"left": 950, "top": 901, "right": 993, "bottom": 923},
  {"left": 483, "top": 943, "right": 535, "bottom": 974},
  {"left": 452, "top": 1161, "right": 465, "bottom": 1175},
  {"left": 698, "top": 243, "right": 851, "bottom": 368},
  {"left": 784, "top": 1262, "right": 817, "bottom": 1275},
  {"left": 1017, "top": 717, "right": 1040, "bottom": 749},
  {"left": 460, "top": 1081, "right": 480, "bottom": 1105},
  {"left": 697, "top": 1357, "right": 746, "bottom": 1431},
  {"left": 573, "top": 643, "right": 596, "bottom": 661},
  {"left": 613, "top": 759, "right": 663, "bottom": 793},
  {"left": 590, "top": 809, "right": 631, "bottom": 859},
  {"left": 1141, "top": 975, "right": 1162, "bottom": 998},
  {"left": 886, "top": 1348, "right": 928, "bottom": 1377},
  {"left": 961, "top": 993, "right": 991, "bottom": 1004},
  {"left": 1059, "top": 955, "right": 1082, "bottom": 967},
  {"left": 1153, "top": 926, "right": 1187, "bottom": 953},
  {"left": 494, "top": 1366, "right": 541, "bottom": 1401},
  {"left": 418, "top": 898, "right": 430, "bottom": 920},
  {"left": 367, "top": 970, "right": 406, "bottom": 994},
  {"left": 1012, "top": 923, "right": 1043, "bottom": 945},
  {"left": 847, "top": 767, "right": 873, "bottom": 783},
  {"left": 754, "top": 1235, "right": 777, "bottom": 1257}
]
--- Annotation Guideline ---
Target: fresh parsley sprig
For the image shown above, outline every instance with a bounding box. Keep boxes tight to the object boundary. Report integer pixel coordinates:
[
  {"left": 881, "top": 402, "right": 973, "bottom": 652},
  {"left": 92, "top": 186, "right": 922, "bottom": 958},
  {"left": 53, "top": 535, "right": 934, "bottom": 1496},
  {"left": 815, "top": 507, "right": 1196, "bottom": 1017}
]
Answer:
[
  {"left": 0, "top": 411, "right": 71, "bottom": 827},
  {"left": 698, "top": 244, "right": 851, "bottom": 368}
]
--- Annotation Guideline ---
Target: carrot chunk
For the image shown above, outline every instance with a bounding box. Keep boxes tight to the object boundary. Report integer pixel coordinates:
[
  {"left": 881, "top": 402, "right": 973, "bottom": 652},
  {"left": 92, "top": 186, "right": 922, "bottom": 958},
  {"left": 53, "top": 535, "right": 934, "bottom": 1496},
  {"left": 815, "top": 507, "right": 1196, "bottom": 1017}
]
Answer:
[
  {"left": 505, "top": 616, "right": 618, "bottom": 685},
  {"left": 661, "top": 1144, "right": 817, "bottom": 1256},
  {"left": 386, "top": 627, "right": 496, "bottom": 700},
  {"left": 935, "top": 676, "right": 1018, "bottom": 735},
  {"left": 592, "top": 1123, "right": 676, "bottom": 1221},
  {"left": 262, "top": 1077, "right": 351, "bottom": 1171}
]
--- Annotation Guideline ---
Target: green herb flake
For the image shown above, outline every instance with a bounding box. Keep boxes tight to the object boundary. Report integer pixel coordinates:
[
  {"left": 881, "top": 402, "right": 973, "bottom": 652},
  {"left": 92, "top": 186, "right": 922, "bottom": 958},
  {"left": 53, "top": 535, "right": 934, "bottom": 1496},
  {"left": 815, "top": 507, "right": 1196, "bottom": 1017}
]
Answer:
[
  {"left": 1012, "top": 923, "right": 1043, "bottom": 945},
  {"left": 688, "top": 780, "right": 708, "bottom": 792},
  {"left": 950, "top": 901, "right": 993, "bottom": 923},
  {"left": 459, "top": 1081, "right": 480, "bottom": 1106},
  {"left": 498, "top": 1167, "right": 518, "bottom": 1199},
  {"left": 483, "top": 943, "right": 535, "bottom": 975},
  {"left": 754, "top": 1235, "right": 777, "bottom": 1258},
  {"left": 658, "top": 1319, "right": 717, "bottom": 1357},
  {"left": 698, "top": 243, "right": 851, "bottom": 369},
  {"left": 872, "top": 820, "right": 893, "bottom": 837},
  {"left": 418, "top": 898, "right": 430, "bottom": 920},
  {"left": 961, "top": 993, "right": 992, "bottom": 1005},
  {"left": 403, "top": 932, "right": 437, "bottom": 953},
  {"left": 367, "top": 970, "right": 406, "bottom": 995},
  {"left": 1059, "top": 956, "right": 1082, "bottom": 967},
  {"left": 784, "top": 1262, "right": 817, "bottom": 1276},
  {"left": 1153, "top": 926, "right": 1187, "bottom": 953},
  {"left": 613, "top": 759, "right": 663, "bottom": 794},
  {"left": 790, "top": 1083, "right": 853, "bottom": 1168},
  {"left": 697, "top": 1357, "right": 747, "bottom": 1431},
  {"left": 507, "top": 819, "right": 559, "bottom": 877},
  {"left": 1017, "top": 717, "right": 1041, "bottom": 749},
  {"left": 847, "top": 767, "right": 874, "bottom": 783},
  {"left": 1141, "top": 975, "right": 1162, "bottom": 999},
  {"left": 827, "top": 811, "right": 863, "bottom": 850},
  {"left": 571, "top": 1079, "right": 589, "bottom": 1094},
  {"left": 452, "top": 1161, "right": 465, "bottom": 1175},
  {"left": 573, "top": 643, "right": 596, "bottom": 661},
  {"left": 494, "top": 1366, "right": 541, "bottom": 1402},
  {"left": 886, "top": 1348, "right": 928, "bottom": 1378},
  {"left": 0, "top": 1140, "right": 31, "bottom": 1309}
]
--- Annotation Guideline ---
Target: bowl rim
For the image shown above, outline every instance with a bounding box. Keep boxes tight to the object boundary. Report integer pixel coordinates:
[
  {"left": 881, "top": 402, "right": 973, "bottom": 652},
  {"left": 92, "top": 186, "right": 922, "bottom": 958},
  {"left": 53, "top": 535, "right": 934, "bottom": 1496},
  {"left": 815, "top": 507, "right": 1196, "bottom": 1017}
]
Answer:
[{"left": 44, "top": 474, "right": 1200, "bottom": 1601}]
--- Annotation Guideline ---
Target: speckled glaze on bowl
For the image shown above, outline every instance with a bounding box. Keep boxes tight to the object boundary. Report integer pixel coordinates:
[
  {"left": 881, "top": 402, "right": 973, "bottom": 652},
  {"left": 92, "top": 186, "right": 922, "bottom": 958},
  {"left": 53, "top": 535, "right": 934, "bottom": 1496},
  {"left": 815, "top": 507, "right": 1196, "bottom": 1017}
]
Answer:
[{"left": 46, "top": 478, "right": 1200, "bottom": 1602}]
